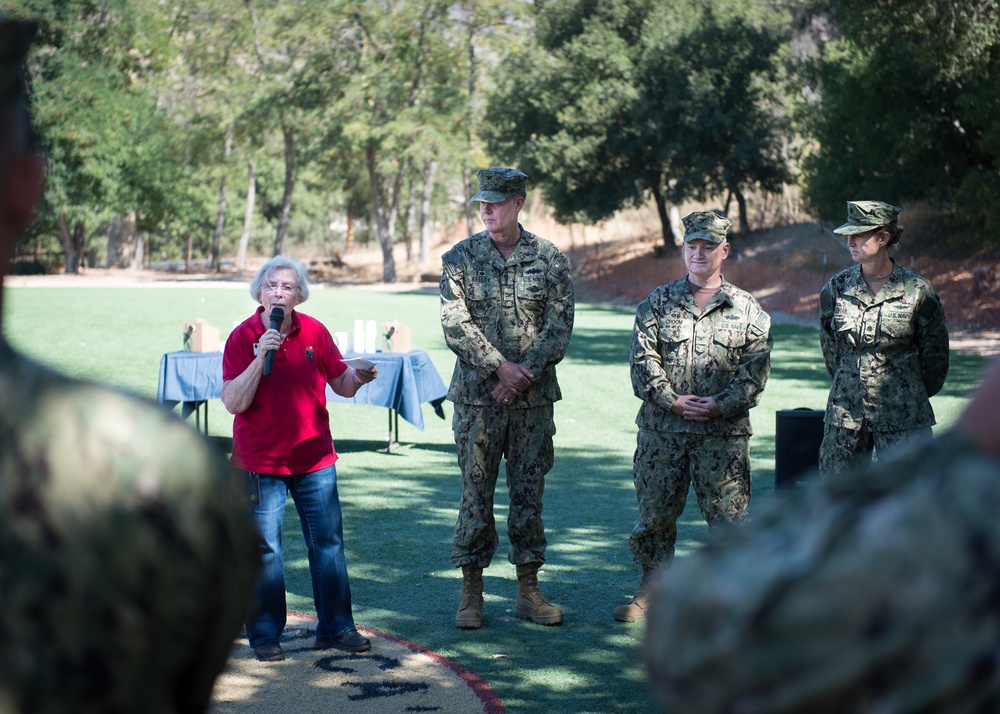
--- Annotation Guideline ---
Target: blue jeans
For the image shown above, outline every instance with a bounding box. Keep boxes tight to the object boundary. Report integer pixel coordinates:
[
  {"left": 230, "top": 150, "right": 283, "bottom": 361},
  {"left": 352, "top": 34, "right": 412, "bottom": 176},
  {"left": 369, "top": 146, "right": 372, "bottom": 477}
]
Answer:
[{"left": 245, "top": 466, "right": 356, "bottom": 648}]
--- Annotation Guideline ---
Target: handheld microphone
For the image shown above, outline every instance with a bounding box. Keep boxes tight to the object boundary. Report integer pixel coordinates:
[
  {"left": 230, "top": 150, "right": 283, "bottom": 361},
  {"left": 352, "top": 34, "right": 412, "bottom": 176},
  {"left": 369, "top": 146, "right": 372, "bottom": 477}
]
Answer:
[{"left": 263, "top": 306, "right": 284, "bottom": 376}]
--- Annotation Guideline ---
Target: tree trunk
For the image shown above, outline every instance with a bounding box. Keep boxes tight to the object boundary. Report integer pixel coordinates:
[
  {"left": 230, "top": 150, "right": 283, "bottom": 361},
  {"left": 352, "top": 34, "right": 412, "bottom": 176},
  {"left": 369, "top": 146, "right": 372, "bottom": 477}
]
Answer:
[
  {"left": 106, "top": 214, "right": 142, "bottom": 268},
  {"left": 366, "top": 144, "right": 397, "bottom": 283},
  {"left": 212, "top": 176, "right": 227, "bottom": 267},
  {"left": 649, "top": 181, "right": 680, "bottom": 250},
  {"left": 463, "top": 22, "right": 477, "bottom": 238},
  {"left": 386, "top": 162, "right": 404, "bottom": 265},
  {"left": 131, "top": 233, "right": 145, "bottom": 271},
  {"left": 106, "top": 217, "right": 125, "bottom": 268},
  {"left": 734, "top": 188, "right": 750, "bottom": 235},
  {"left": 400, "top": 167, "right": 415, "bottom": 263},
  {"left": 57, "top": 212, "right": 84, "bottom": 274},
  {"left": 236, "top": 157, "right": 256, "bottom": 271},
  {"left": 273, "top": 124, "right": 295, "bottom": 257},
  {"left": 463, "top": 167, "right": 476, "bottom": 237},
  {"left": 669, "top": 204, "right": 683, "bottom": 247},
  {"left": 212, "top": 123, "right": 233, "bottom": 272},
  {"left": 419, "top": 159, "right": 436, "bottom": 264}
]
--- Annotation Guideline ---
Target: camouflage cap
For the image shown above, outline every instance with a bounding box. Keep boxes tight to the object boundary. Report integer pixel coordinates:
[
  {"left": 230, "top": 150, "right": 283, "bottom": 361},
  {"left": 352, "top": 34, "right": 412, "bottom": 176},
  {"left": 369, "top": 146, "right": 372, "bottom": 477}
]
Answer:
[
  {"left": 0, "top": 18, "right": 37, "bottom": 104},
  {"left": 833, "top": 200, "right": 901, "bottom": 235},
  {"left": 470, "top": 167, "right": 528, "bottom": 204},
  {"left": 682, "top": 211, "right": 731, "bottom": 244}
]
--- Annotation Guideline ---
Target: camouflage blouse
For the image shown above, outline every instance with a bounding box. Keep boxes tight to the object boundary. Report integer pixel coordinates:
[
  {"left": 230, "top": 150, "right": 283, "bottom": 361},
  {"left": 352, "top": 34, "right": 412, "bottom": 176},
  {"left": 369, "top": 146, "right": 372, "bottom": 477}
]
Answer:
[
  {"left": 631, "top": 276, "right": 772, "bottom": 435},
  {"left": 819, "top": 261, "right": 949, "bottom": 431},
  {"left": 440, "top": 227, "right": 574, "bottom": 406}
]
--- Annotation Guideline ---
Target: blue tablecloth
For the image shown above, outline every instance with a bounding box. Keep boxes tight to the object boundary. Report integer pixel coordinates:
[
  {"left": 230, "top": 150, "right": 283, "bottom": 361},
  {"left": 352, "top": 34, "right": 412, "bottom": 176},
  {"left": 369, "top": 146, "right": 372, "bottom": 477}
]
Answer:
[
  {"left": 326, "top": 351, "right": 448, "bottom": 430},
  {"left": 156, "top": 350, "right": 448, "bottom": 430},
  {"left": 157, "top": 351, "right": 224, "bottom": 419}
]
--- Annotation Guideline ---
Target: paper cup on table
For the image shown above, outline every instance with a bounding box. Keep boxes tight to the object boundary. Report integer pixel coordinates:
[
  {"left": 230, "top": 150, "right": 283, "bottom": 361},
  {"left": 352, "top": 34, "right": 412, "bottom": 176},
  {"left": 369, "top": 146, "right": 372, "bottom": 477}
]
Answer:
[
  {"left": 354, "top": 320, "right": 365, "bottom": 355},
  {"left": 334, "top": 331, "right": 348, "bottom": 352}
]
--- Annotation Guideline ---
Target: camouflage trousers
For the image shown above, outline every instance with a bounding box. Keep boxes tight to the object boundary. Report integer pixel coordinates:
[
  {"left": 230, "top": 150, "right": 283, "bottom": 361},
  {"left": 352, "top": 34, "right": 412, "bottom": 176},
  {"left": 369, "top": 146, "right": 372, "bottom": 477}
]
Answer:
[
  {"left": 629, "top": 429, "right": 751, "bottom": 568},
  {"left": 819, "top": 423, "right": 933, "bottom": 481},
  {"left": 450, "top": 403, "right": 555, "bottom": 569}
]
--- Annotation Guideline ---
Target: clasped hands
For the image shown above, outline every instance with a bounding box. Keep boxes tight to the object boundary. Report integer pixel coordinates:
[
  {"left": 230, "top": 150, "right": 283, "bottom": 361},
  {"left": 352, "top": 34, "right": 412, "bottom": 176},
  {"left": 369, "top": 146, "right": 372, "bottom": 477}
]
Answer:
[
  {"left": 672, "top": 395, "right": 721, "bottom": 422},
  {"left": 492, "top": 361, "right": 533, "bottom": 406}
]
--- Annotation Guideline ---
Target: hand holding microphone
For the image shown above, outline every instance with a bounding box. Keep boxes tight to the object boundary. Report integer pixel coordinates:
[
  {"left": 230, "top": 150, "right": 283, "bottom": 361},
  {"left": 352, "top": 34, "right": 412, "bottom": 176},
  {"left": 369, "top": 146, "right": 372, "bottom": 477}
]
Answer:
[{"left": 263, "top": 307, "right": 284, "bottom": 376}]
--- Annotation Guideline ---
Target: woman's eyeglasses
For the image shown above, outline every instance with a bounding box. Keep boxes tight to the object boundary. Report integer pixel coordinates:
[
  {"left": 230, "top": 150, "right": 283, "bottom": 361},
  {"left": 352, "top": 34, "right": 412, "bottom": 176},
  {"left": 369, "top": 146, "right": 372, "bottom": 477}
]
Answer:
[{"left": 264, "top": 283, "right": 297, "bottom": 296}]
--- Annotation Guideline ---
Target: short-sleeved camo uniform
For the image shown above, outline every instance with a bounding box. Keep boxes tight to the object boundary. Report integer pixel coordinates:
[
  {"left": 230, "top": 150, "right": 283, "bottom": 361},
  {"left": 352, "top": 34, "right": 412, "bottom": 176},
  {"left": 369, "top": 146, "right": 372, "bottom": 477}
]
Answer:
[
  {"left": 440, "top": 226, "right": 574, "bottom": 568},
  {"left": 629, "top": 277, "right": 771, "bottom": 567},
  {"left": 0, "top": 338, "right": 259, "bottom": 714},
  {"left": 818, "top": 261, "right": 949, "bottom": 479}
]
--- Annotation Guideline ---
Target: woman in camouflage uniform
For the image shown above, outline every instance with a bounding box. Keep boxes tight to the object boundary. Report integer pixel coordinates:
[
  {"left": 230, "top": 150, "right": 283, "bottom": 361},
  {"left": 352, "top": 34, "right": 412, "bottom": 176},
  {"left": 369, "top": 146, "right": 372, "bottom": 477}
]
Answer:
[{"left": 818, "top": 201, "right": 949, "bottom": 479}]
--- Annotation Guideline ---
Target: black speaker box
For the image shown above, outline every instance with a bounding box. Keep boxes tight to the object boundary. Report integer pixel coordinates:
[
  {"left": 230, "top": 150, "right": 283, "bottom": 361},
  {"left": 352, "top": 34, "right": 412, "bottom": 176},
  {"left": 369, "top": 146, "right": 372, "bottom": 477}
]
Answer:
[{"left": 774, "top": 408, "right": 825, "bottom": 489}]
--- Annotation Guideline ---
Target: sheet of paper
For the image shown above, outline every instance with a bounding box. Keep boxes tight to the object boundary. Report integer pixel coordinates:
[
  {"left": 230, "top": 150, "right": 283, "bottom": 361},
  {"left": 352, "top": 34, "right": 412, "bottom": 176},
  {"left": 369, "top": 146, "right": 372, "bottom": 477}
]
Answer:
[{"left": 343, "top": 356, "right": 376, "bottom": 370}]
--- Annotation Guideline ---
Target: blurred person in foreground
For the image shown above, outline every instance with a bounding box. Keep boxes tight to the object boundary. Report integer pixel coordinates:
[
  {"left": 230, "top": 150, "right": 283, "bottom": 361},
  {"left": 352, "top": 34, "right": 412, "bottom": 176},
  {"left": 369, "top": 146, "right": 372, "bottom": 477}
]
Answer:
[
  {"left": 614, "top": 211, "right": 771, "bottom": 623},
  {"left": 819, "top": 200, "right": 948, "bottom": 479},
  {"left": 645, "top": 355, "right": 1000, "bottom": 713},
  {"left": 440, "top": 167, "right": 574, "bottom": 629},
  {"left": 0, "top": 17, "right": 258, "bottom": 713},
  {"left": 222, "top": 256, "right": 378, "bottom": 661}
]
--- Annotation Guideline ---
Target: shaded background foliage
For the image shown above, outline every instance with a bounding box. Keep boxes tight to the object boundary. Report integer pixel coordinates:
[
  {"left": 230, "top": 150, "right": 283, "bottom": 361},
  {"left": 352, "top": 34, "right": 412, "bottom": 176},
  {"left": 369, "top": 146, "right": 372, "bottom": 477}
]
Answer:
[
  {"left": 3, "top": 0, "right": 998, "bottom": 276},
  {"left": 800, "top": 0, "right": 1000, "bottom": 237}
]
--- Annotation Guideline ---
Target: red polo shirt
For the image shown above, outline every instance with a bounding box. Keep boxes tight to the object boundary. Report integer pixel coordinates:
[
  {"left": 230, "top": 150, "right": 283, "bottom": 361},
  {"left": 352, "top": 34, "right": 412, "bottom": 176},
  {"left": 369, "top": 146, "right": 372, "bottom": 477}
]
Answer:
[{"left": 223, "top": 306, "right": 347, "bottom": 474}]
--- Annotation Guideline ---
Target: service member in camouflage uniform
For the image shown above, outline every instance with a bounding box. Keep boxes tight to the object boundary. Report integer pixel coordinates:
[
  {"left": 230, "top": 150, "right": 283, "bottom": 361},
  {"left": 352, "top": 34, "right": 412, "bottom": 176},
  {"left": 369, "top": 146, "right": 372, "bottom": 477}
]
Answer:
[
  {"left": 0, "top": 18, "right": 258, "bottom": 713},
  {"left": 819, "top": 201, "right": 949, "bottom": 479},
  {"left": 644, "top": 356, "right": 1000, "bottom": 714},
  {"left": 440, "top": 167, "right": 574, "bottom": 629},
  {"left": 614, "top": 211, "right": 771, "bottom": 623}
]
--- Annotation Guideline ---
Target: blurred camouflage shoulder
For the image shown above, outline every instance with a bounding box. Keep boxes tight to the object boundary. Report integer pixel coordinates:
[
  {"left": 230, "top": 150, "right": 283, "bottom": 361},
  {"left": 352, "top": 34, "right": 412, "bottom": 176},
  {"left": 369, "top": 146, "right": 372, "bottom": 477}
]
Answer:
[
  {"left": 645, "top": 431, "right": 1000, "bottom": 713},
  {"left": 0, "top": 338, "right": 258, "bottom": 713}
]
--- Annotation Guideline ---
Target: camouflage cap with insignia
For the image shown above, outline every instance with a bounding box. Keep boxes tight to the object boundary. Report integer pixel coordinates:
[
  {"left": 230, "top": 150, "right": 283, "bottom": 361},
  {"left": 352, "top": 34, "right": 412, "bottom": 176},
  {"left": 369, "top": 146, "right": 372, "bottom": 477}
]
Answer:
[
  {"left": 682, "top": 211, "right": 731, "bottom": 244},
  {"left": 0, "top": 17, "right": 37, "bottom": 105},
  {"left": 470, "top": 167, "right": 528, "bottom": 204},
  {"left": 833, "top": 200, "right": 901, "bottom": 235}
]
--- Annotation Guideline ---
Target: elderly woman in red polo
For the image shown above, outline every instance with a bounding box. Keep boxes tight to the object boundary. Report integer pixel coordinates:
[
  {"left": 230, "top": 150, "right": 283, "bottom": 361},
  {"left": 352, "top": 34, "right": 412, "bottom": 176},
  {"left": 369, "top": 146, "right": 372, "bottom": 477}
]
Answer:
[{"left": 222, "top": 256, "right": 377, "bottom": 662}]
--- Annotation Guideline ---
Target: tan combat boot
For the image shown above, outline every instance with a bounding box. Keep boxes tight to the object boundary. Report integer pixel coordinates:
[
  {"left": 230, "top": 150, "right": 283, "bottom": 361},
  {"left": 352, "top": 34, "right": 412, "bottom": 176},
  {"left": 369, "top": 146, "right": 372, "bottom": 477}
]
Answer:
[
  {"left": 455, "top": 565, "right": 484, "bottom": 629},
  {"left": 515, "top": 563, "right": 564, "bottom": 625},
  {"left": 613, "top": 565, "right": 656, "bottom": 622}
]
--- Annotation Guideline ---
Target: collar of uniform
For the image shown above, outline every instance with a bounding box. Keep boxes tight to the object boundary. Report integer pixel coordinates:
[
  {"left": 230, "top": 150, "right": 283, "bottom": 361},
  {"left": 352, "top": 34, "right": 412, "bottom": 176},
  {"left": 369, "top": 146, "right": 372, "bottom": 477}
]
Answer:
[
  {"left": 844, "top": 265, "right": 871, "bottom": 301},
  {"left": 508, "top": 225, "right": 538, "bottom": 262},
  {"left": 847, "top": 262, "right": 903, "bottom": 302},
  {"left": 473, "top": 224, "right": 536, "bottom": 264},
  {"left": 670, "top": 274, "right": 734, "bottom": 307}
]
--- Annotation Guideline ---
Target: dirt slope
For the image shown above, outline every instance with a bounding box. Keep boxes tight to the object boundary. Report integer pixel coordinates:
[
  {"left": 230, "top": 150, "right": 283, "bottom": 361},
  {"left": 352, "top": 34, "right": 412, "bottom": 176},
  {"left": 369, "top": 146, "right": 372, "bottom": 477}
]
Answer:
[{"left": 561, "top": 222, "right": 1000, "bottom": 355}]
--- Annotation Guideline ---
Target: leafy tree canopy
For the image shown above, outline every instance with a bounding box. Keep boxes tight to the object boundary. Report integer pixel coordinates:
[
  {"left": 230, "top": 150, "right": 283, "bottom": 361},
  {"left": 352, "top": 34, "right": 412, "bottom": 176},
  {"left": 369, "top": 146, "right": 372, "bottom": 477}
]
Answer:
[
  {"left": 802, "top": 0, "right": 1000, "bottom": 238},
  {"left": 485, "top": 0, "right": 791, "bottom": 247}
]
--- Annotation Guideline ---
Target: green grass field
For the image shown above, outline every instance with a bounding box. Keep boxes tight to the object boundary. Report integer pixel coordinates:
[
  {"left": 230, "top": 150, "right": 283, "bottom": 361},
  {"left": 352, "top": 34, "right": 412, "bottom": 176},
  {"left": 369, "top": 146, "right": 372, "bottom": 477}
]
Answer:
[{"left": 3, "top": 284, "right": 989, "bottom": 713}]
